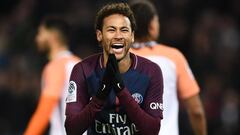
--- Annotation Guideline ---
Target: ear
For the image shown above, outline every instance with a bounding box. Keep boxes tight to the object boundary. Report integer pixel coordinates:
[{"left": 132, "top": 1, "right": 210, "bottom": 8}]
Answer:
[
  {"left": 148, "top": 19, "right": 154, "bottom": 37},
  {"left": 131, "top": 31, "right": 135, "bottom": 43},
  {"left": 148, "top": 15, "right": 160, "bottom": 40},
  {"left": 96, "top": 30, "right": 102, "bottom": 42}
]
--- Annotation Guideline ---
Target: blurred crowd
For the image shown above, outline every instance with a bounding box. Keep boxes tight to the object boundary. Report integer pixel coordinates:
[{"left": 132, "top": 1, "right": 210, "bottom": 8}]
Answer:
[{"left": 0, "top": 0, "right": 239, "bottom": 135}]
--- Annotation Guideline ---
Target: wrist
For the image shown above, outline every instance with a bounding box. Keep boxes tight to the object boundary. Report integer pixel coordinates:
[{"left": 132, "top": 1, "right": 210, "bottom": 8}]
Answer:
[{"left": 92, "top": 96, "right": 105, "bottom": 106}]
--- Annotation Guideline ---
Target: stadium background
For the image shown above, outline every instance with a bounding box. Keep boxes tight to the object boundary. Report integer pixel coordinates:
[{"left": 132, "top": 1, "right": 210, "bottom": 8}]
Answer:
[{"left": 0, "top": 0, "right": 239, "bottom": 134}]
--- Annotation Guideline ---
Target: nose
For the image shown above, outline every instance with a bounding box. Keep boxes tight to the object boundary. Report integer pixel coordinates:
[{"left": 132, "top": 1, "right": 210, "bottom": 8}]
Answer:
[{"left": 114, "top": 30, "right": 123, "bottom": 40}]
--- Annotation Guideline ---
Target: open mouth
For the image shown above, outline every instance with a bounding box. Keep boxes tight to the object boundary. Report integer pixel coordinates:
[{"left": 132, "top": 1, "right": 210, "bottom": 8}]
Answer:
[
  {"left": 111, "top": 43, "right": 124, "bottom": 54},
  {"left": 111, "top": 43, "right": 124, "bottom": 49}
]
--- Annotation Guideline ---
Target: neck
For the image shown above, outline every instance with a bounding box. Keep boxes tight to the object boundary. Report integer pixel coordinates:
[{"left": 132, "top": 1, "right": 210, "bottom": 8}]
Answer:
[
  {"left": 118, "top": 53, "right": 131, "bottom": 73},
  {"left": 135, "top": 36, "right": 152, "bottom": 43},
  {"left": 48, "top": 42, "right": 68, "bottom": 60}
]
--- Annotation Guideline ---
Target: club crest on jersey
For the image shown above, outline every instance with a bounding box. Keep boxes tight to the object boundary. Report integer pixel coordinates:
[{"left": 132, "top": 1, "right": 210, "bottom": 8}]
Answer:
[
  {"left": 66, "top": 81, "right": 77, "bottom": 103},
  {"left": 132, "top": 93, "right": 143, "bottom": 104}
]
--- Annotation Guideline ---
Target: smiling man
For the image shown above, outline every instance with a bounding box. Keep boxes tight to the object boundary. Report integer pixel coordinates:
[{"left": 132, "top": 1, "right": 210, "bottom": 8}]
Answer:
[{"left": 65, "top": 2, "right": 164, "bottom": 135}]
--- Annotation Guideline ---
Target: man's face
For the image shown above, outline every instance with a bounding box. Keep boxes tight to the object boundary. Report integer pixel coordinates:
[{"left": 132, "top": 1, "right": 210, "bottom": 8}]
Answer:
[
  {"left": 35, "top": 25, "right": 51, "bottom": 53},
  {"left": 96, "top": 14, "right": 134, "bottom": 61}
]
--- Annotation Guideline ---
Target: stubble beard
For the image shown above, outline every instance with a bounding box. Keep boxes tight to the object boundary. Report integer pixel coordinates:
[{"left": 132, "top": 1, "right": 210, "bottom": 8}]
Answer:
[{"left": 37, "top": 42, "right": 50, "bottom": 56}]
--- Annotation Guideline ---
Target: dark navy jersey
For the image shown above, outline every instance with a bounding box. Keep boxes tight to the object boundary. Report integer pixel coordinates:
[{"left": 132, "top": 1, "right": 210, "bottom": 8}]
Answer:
[{"left": 65, "top": 53, "right": 163, "bottom": 135}]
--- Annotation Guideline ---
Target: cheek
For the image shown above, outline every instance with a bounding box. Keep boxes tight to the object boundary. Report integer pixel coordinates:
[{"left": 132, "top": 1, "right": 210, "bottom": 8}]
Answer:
[
  {"left": 102, "top": 36, "right": 110, "bottom": 45},
  {"left": 124, "top": 36, "right": 133, "bottom": 51},
  {"left": 36, "top": 37, "right": 44, "bottom": 46},
  {"left": 102, "top": 33, "right": 115, "bottom": 46},
  {"left": 36, "top": 33, "right": 47, "bottom": 43},
  {"left": 154, "top": 22, "right": 160, "bottom": 34},
  {"left": 101, "top": 37, "right": 111, "bottom": 51},
  {"left": 125, "top": 34, "right": 134, "bottom": 43},
  {"left": 104, "top": 33, "right": 114, "bottom": 41}
]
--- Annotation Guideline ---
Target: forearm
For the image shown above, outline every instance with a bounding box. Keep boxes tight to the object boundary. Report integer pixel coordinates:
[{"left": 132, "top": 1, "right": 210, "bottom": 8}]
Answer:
[
  {"left": 185, "top": 95, "right": 207, "bottom": 135},
  {"left": 65, "top": 97, "right": 104, "bottom": 135},
  {"left": 188, "top": 108, "right": 207, "bottom": 135},
  {"left": 24, "top": 96, "right": 58, "bottom": 135},
  {"left": 117, "top": 89, "right": 160, "bottom": 135}
]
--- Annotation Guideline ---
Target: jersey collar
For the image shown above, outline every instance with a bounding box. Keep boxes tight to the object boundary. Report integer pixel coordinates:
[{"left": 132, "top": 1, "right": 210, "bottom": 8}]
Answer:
[
  {"left": 99, "top": 53, "right": 138, "bottom": 70},
  {"left": 132, "top": 41, "right": 157, "bottom": 49},
  {"left": 54, "top": 50, "right": 72, "bottom": 60}
]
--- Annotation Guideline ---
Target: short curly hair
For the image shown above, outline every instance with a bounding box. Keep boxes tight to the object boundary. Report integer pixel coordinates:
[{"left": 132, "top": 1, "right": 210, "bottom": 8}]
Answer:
[{"left": 95, "top": 2, "right": 136, "bottom": 32}]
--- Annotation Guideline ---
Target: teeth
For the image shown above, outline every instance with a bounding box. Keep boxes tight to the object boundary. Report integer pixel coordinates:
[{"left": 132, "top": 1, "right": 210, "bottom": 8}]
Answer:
[
  {"left": 111, "top": 43, "right": 124, "bottom": 53},
  {"left": 111, "top": 43, "right": 124, "bottom": 49},
  {"left": 113, "top": 43, "right": 123, "bottom": 46}
]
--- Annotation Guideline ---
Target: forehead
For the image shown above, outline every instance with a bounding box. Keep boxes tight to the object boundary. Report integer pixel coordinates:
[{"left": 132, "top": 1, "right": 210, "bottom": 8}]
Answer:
[{"left": 102, "top": 14, "right": 131, "bottom": 29}]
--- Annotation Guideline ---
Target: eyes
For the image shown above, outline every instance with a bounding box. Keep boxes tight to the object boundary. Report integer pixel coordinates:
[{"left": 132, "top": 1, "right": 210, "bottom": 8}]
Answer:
[
  {"left": 106, "top": 27, "right": 130, "bottom": 33},
  {"left": 122, "top": 29, "right": 129, "bottom": 33},
  {"left": 107, "top": 28, "right": 115, "bottom": 32}
]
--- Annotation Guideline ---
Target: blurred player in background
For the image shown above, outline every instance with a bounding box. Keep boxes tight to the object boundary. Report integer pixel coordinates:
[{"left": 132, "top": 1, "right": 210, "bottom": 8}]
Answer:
[
  {"left": 65, "top": 2, "right": 163, "bottom": 135},
  {"left": 130, "top": 1, "right": 207, "bottom": 135},
  {"left": 24, "top": 16, "right": 80, "bottom": 135}
]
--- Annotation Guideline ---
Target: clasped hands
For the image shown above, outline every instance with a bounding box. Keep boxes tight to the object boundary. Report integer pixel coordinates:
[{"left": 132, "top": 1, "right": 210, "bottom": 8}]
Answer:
[{"left": 96, "top": 54, "right": 125, "bottom": 100}]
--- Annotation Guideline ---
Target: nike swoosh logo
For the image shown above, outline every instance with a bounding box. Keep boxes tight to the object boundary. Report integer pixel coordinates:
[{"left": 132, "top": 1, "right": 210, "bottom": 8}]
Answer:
[
  {"left": 117, "top": 83, "right": 121, "bottom": 89},
  {"left": 101, "top": 84, "right": 106, "bottom": 91}
]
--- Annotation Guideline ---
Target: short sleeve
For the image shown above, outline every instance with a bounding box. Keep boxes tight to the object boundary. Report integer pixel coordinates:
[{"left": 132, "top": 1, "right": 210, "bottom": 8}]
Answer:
[
  {"left": 176, "top": 50, "right": 200, "bottom": 99},
  {"left": 41, "top": 61, "right": 65, "bottom": 99}
]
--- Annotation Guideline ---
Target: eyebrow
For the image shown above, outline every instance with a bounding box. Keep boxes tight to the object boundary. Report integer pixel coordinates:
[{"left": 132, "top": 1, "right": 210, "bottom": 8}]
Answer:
[
  {"left": 105, "top": 26, "right": 130, "bottom": 30},
  {"left": 121, "top": 26, "right": 129, "bottom": 29},
  {"left": 106, "top": 26, "right": 116, "bottom": 29}
]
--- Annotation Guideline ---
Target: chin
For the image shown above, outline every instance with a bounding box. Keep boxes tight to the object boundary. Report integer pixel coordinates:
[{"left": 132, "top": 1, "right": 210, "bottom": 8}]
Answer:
[{"left": 115, "top": 53, "right": 127, "bottom": 61}]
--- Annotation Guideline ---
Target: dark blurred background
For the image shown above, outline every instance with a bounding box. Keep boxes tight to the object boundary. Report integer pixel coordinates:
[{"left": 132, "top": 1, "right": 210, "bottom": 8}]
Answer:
[{"left": 0, "top": 0, "right": 239, "bottom": 135}]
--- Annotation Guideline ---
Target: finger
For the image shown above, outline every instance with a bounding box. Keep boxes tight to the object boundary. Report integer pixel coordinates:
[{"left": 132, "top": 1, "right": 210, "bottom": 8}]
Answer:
[
  {"left": 109, "top": 54, "right": 119, "bottom": 72},
  {"left": 107, "top": 54, "right": 117, "bottom": 72},
  {"left": 104, "top": 56, "right": 115, "bottom": 80},
  {"left": 106, "top": 61, "right": 115, "bottom": 76}
]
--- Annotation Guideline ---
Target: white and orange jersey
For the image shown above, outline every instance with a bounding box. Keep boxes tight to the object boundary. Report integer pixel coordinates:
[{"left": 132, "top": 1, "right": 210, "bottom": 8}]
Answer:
[
  {"left": 24, "top": 50, "right": 80, "bottom": 135},
  {"left": 131, "top": 42, "right": 199, "bottom": 135}
]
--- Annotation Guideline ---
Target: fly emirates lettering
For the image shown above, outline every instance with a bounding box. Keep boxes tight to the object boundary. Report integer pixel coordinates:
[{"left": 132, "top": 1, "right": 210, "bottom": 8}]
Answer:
[{"left": 95, "top": 113, "right": 139, "bottom": 135}]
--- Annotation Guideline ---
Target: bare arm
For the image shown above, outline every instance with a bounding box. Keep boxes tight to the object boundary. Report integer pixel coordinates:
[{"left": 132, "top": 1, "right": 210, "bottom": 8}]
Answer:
[
  {"left": 184, "top": 94, "right": 207, "bottom": 135},
  {"left": 24, "top": 61, "right": 65, "bottom": 135},
  {"left": 24, "top": 95, "right": 58, "bottom": 135}
]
